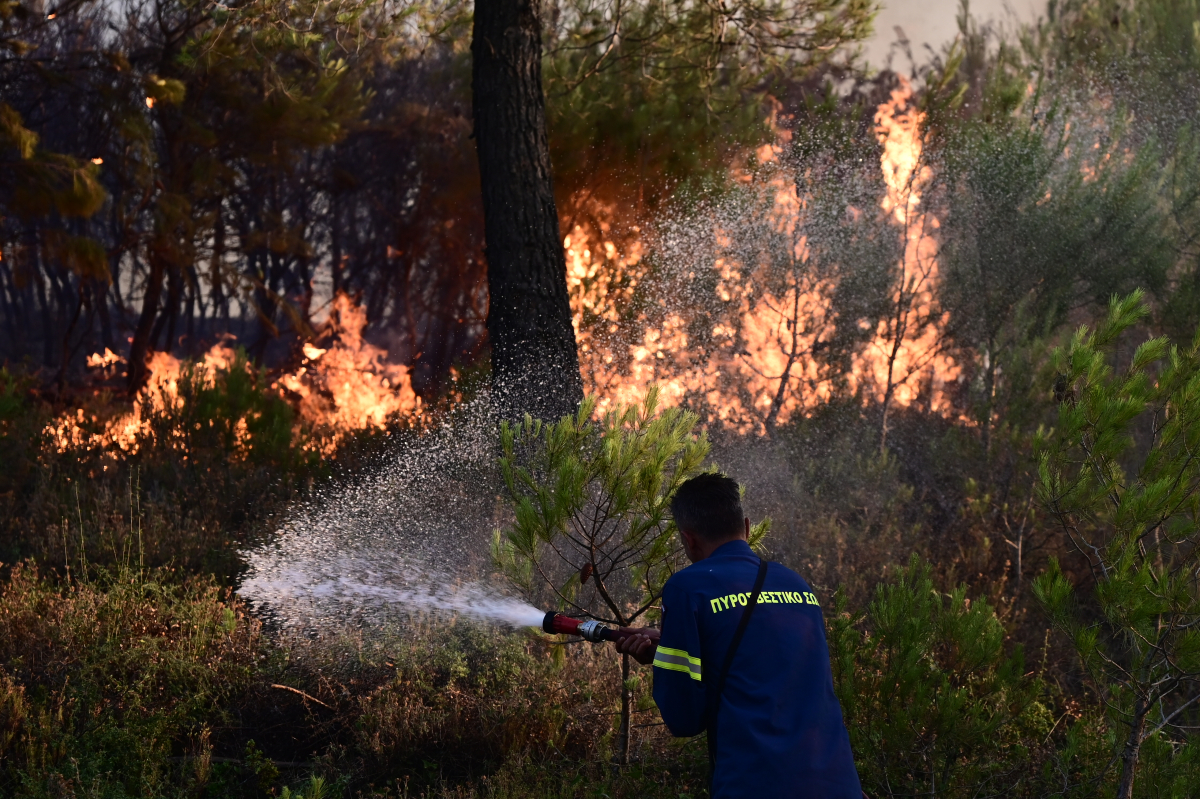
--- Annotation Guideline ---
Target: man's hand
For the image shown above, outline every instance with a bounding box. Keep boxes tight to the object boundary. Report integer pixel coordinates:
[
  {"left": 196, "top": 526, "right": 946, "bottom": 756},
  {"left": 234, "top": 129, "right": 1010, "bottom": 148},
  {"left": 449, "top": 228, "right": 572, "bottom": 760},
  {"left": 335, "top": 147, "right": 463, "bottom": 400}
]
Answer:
[{"left": 615, "top": 627, "right": 660, "bottom": 666}]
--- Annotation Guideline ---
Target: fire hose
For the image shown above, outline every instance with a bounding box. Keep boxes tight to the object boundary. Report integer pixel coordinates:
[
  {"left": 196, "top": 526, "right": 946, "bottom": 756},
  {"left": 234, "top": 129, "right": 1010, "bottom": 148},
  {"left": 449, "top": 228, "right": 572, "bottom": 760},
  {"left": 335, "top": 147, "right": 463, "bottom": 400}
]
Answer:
[{"left": 542, "top": 611, "right": 639, "bottom": 643}]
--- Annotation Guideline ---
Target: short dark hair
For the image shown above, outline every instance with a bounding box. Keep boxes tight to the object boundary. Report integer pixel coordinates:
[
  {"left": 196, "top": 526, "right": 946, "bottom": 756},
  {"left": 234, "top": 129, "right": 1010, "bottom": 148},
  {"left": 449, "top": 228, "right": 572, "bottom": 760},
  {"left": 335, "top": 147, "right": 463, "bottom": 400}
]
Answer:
[{"left": 670, "top": 473, "right": 744, "bottom": 541}]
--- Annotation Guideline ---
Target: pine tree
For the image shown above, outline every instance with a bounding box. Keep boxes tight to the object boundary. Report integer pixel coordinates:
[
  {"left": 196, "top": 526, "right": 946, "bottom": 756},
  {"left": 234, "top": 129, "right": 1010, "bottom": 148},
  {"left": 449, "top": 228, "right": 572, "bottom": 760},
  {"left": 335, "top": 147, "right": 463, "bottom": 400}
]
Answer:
[
  {"left": 492, "top": 387, "right": 768, "bottom": 762},
  {"left": 1035, "top": 291, "right": 1200, "bottom": 799}
]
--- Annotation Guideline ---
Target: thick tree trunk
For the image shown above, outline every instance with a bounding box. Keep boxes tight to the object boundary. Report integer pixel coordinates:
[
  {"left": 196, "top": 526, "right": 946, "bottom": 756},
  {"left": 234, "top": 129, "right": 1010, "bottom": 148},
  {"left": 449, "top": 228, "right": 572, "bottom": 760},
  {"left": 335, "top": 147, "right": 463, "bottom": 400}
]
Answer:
[{"left": 472, "top": 0, "right": 583, "bottom": 421}]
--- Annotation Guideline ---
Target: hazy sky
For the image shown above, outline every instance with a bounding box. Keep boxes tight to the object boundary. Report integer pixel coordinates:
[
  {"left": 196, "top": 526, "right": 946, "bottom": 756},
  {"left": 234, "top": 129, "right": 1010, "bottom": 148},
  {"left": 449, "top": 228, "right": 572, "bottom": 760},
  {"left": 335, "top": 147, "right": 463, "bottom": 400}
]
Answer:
[{"left": 862, "top": 0, "right": 1043, "bottom": 68}]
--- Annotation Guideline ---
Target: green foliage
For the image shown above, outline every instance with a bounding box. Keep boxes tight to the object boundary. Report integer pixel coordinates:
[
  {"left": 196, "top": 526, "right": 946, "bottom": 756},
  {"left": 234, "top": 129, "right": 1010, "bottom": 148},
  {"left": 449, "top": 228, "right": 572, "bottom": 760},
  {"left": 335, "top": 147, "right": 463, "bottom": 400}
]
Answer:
[
  {"left": 350, "top": 621, "right": 709, "bottom": 796},
  {"left": 280, "top": 775, "right": 333, "bottom": 799},
  {"left": 829, "top": 556, "right": 1045, "bottom": 797},
  {"left": 41, "top": 229, "right": 111, "bottom": 281},
  {"left": 545, "top": 0, "right": 880, "bottom": 199},
  {"left": 493, "top": 387, "right": 736, "bottom": 764},
  {"left": 0, "top": 98, "right": 107, "bottom": 223},
  {"left": 1036, "top": 0, "right": 1200, "bottom": 131},
  {"left": 0, "top": 366, "right": 23, "bottom": 419},
  {"left": 355, "top": 624, "right": 613, "bottom": 777},
  {"left": 935, "top": 111, "right": 1170, "bottom": 448},
  {"left": 0, "top": 366, "right": 37, "bottom": 438},
  {"left": 0, "top": 555, "right": 706, "bottom": 798},
  {"left": 903, "top": 7, "right": 1172, "bottom": 456},
  {"left": 144, "top": 74, "right": 187, "bottom": 107},
  {"left": 493, "top": 387, "right": 741, "bottom": 626},
  {"left": 1125, "top": 732, "right": 1200, "bottom": 799},
  {"left": 939, "top": 114, "right": 1170, "bottom": 339},
  {"left": 1158, "top": 124, "right": 1200, "bottom": 341},
  {"left": 774, "top": 400, "right": 922, "bottom": 593},
  {"left": 1035, "top": 291, "right": 1200, "bottom": 797},
  {"left": 1019, "top": 0, "right": 1200, "bottom": 340},
  {"left": 0, "top": 368, "right": 48, "bottom": 565},
  {"left": 0, "top": 101, "right": 36, "bottom": 159}
]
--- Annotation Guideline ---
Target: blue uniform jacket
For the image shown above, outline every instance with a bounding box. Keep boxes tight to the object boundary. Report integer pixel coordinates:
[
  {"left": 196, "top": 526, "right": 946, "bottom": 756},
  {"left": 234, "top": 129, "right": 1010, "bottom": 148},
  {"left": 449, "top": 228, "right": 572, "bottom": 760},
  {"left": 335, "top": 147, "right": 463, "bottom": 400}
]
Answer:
[{"left": 652, "top": 540, "right": 861, "bottom": 799}]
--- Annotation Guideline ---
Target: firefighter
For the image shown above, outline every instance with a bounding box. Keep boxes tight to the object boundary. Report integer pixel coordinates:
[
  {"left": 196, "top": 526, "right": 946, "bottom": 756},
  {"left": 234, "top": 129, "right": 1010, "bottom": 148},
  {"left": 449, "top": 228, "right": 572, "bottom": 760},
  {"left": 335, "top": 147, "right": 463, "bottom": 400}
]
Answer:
[{"left": 615, "top": 473, "right": 863, "bottom": 798}]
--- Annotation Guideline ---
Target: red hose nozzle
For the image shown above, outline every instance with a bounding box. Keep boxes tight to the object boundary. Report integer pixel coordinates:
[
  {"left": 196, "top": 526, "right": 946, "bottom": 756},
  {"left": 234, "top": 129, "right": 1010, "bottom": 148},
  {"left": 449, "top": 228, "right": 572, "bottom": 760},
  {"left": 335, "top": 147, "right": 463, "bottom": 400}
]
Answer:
[{"left": 542, "top": 611, "right": 635, "bottom": 643}]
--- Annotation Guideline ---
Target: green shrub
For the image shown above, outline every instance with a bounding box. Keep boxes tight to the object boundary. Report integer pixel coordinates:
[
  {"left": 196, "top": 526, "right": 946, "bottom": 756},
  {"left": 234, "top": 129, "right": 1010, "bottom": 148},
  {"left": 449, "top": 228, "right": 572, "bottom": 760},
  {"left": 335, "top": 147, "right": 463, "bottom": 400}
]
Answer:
[
  {"left": 0, "top": 368, "right": 49, "bottom": 565},
  {"left": 829, "top": 556, "right": 1048, "bottom": 797},
  {"left": 357, "top": 627, "right": 614, "bottom": 780},
  {"left": 318, "top": 621, "right": 698, "bottom": 794},
  {"left": 776, "top": 400, "right": 920, "bottom": 598},
  {"left": 140, "top": 349, "right": 308, "bottom": 468},
  {"left": 492, "top": 388, "right": 720, "bottom": 627}
]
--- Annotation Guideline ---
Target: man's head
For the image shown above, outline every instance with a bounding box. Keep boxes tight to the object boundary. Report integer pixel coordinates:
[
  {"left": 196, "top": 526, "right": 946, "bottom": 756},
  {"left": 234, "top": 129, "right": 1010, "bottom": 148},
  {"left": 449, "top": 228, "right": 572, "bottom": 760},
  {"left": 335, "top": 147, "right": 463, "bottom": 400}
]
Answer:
[{"left": 670, "top": 473, "right": 749, "bottom": 562}]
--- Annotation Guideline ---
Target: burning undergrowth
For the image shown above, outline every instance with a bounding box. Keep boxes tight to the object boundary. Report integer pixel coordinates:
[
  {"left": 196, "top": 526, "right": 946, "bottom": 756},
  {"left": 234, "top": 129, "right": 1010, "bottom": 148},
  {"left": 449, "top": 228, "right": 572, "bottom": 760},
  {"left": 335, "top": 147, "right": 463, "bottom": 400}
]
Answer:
[
  {"left": 38, "top": 75, "right": 1126, "bottom": 455},
  {"left": 46, "top": 293, "right": 424, "bottom": 458}
]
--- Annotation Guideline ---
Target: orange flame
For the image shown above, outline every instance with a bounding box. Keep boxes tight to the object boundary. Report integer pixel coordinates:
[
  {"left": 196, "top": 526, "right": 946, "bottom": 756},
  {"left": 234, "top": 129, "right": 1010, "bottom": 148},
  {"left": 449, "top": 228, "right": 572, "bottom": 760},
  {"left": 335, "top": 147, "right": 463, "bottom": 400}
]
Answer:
[
  {"left": 276, "top": 293, "right": 420, "bottom": 440},
  {"left": 857, "top": 78, "right": 961, "bottom": 415},
  {"left": 568, "top": 78, "right": 963, "bottom": 432},
  {"left": 51, "top": 85, "right": 973, "bottom": 449},
  {"left": 48, "top": 294, "right": 419, "bottom": 455}
]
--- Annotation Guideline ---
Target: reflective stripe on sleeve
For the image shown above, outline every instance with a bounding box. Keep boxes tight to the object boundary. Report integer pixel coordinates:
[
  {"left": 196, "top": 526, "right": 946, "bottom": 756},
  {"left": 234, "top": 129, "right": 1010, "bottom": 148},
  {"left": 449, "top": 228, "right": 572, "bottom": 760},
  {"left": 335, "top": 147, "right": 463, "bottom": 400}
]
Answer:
[{"left": 653, "top": 646, "right": 702, "bottom": 681}]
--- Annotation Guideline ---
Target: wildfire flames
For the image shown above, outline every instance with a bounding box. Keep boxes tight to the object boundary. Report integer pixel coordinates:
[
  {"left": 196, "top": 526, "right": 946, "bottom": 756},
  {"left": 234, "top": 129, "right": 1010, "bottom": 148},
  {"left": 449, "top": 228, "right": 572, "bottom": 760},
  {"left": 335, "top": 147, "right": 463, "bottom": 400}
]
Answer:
[
  {"left": 567, "top": 77, "right": 963, "bottom": 432},
  {"left": 48, "top": 293, "right": 418, "bottom": 454},
  {"left": 857, "top": 79, "right": 961, "bottom": 414},
  {"left": 275, "top": 293, "right": 420, "bottom": 437},
  {"left": 49, "top": 80, "right": 966, "bottom": 448}
]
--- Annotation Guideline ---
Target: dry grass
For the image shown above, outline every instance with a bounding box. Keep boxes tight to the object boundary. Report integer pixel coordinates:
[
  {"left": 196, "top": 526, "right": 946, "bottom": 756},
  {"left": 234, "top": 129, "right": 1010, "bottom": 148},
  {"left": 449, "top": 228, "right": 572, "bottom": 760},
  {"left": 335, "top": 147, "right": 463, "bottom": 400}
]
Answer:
[
  {"left": 0, "top": 561, "right": 707, "bottom": 798},
  {"left": 0, "top": 561, "right": 261, "bottom": 797}
]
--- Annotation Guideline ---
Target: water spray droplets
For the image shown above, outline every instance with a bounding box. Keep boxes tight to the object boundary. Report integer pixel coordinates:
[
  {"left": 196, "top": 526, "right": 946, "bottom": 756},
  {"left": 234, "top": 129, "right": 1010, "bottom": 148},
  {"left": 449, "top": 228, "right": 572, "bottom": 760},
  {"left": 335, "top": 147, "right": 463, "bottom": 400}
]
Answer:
[{"left": 240, "top": 395, "right": 543, "bottom": 632}]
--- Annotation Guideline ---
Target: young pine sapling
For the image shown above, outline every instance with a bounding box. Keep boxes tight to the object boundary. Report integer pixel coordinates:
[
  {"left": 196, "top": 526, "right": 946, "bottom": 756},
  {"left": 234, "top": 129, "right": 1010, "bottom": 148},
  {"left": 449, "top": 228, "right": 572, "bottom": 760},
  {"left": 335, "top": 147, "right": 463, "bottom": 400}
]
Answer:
[{"left": 492, "top": 387, "right": 768, "bottom": 762}]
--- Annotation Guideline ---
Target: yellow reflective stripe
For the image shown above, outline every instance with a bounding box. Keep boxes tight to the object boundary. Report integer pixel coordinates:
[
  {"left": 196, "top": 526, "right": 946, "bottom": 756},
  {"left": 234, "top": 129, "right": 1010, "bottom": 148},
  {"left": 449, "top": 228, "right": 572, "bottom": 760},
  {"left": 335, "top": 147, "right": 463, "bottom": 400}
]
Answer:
[
  {"left": 657, "top": 652, "right": 700, "bottom": 676},
  {"left": 654, "top": 652, "right": 703, "bottom": 681},
  {"left": 657, "top": 643, "right": 700, "bottom": 667}
]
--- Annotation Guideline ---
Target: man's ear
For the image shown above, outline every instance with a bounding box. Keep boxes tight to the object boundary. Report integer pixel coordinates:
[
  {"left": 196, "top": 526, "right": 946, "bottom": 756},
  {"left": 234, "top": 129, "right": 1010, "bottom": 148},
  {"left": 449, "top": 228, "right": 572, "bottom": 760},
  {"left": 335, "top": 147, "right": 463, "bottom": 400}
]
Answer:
[
  {"left": 680, "top": 528, "right": 696, "bottom": 550},
  {"left": 744, "top": 517, "right": 750, "bottom": 539}
]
